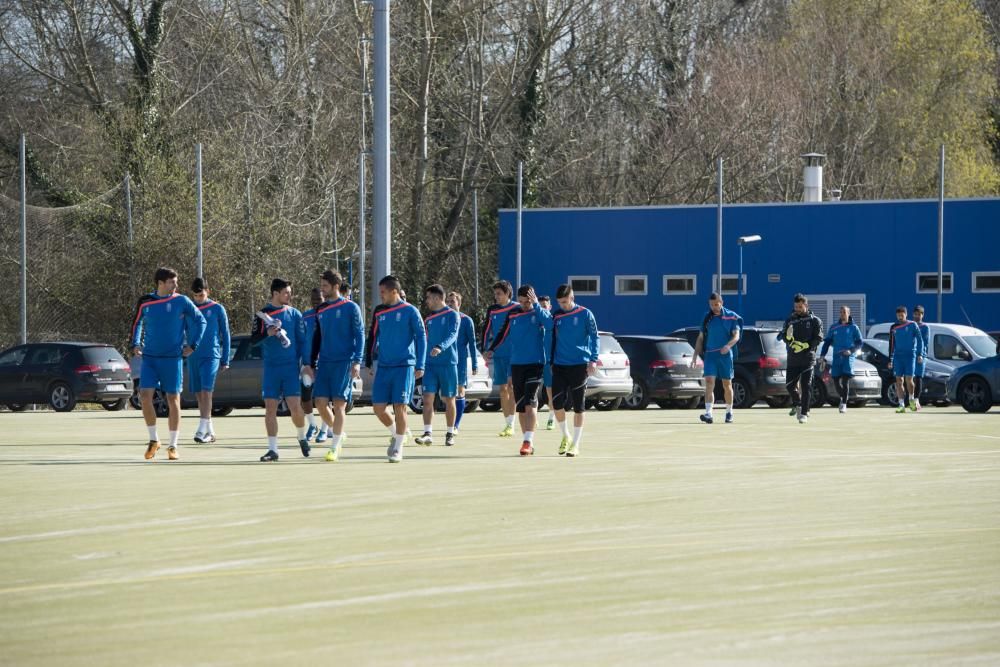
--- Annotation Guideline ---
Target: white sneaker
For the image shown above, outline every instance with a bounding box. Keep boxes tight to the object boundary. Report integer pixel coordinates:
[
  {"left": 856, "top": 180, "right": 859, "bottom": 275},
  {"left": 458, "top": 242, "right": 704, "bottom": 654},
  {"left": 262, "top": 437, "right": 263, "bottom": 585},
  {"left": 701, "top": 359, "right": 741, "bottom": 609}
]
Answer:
[
  {"left": 388, "top": 443, "right": 403, "bottom": 463},
  {"left": 414, "top": 432, "right": 433, "bottom": 446},
  {"left": 798, "top": 414, "right": 809, "bottom": 424},
  {"left": 839, "top": 403, "right": 847, "bottom": 414}
]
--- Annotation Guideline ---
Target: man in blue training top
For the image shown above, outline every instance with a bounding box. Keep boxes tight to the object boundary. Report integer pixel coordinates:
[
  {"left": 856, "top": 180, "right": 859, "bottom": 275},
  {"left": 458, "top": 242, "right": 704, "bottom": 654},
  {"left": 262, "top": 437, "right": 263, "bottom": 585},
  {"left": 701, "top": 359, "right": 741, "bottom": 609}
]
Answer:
[
  {"left": 487, "top": 284, "right": 552, "bottom": 456},
  {"left": 446, "top": 290, "right": 478, "bottom": 434},
  {"left": 483, "top": 280, "right": 519, "bottom": 437},
  {"left": 819, "top": 305, "right": 863, "bottom": 413},
  {"left": 414, "top": 284, "right": 461, "bottom": 447},
  {"left": 369, "top": 275, "right": 427, "bottom": 463},
  {"left": 912, "top": 305, "right": 931, "bottom": 411},
  {"left": 300, "top": 288, "right": 324, "bottom": 442},
  {"left": 550, "top": 283, "right": 599, "bottom": 457},
  {"left": 252, "top": 278, "right": 311, "bottom": 462},
  {"left": 130, "top": 266, "right": 206, "bottom": 461},
  {"left": 888, "top": 305, "right": 925, "bottom": 413},
  {"left": 307, "top": 270, "right": 364, "bottom": 462},
  {"left": 538, "top": 295, "right": 556, "bottom": 431},
  {"left": 692, "top": 292, "right": 742, "bottom": 424},
  {"left": 188, "top": 277, "right": 231, "bottom": 444}
]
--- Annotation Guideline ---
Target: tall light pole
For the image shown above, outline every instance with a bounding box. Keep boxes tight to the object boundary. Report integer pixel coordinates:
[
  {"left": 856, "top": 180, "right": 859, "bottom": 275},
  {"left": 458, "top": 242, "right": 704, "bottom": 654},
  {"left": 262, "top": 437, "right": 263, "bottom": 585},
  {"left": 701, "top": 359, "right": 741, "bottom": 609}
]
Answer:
[
  {"left": 372, "top": 0, "right": 391, "bottom": 300},
  {"left": 737, "top": 235, "right": 762, "bottom": 317}
]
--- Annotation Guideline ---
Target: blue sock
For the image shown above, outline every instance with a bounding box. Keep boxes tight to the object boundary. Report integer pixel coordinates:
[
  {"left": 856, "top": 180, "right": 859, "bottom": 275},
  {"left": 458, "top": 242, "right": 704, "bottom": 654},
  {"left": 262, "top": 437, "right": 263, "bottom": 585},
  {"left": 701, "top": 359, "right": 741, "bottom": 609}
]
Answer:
[{"left": 455, "top": 397, "right": 467, "bottom": 429}]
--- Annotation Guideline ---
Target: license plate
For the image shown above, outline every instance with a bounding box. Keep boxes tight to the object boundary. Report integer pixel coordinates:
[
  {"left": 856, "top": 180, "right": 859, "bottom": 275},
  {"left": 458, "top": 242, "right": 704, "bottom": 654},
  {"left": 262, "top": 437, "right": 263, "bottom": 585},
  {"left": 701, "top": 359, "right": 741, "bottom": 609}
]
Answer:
[
  {"left": 681, "top": 381, "right": 700, "bottom": 388},
  {"left": 866, "top": 380, "right": 880, "bottom": 388},
  {"left": 104, "top": 384, "right": 126, "bottom": 392}
]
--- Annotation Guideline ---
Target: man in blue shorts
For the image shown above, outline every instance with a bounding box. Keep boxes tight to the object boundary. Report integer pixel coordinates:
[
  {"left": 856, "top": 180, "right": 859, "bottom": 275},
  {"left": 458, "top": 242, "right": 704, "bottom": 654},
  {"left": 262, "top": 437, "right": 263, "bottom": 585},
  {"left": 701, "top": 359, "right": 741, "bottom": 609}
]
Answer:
[
  {"left": 538, "top": 295, "right": 556, "bottom": 430},
  {"left": 414, "top": 284, "right": 461, "bottom": 447},
  {"left": 253, "top": 278, "right": 311, "bottom": 462},
  {"left": 912, "top": 305, "right": 931, "bottom": 411},
  {"left": 307, "top": 270, "right": 364, "bottom": 462},
  {"left": 888, "top": 305, "right": 925, "bottom": 413},
  {"left": 369, "top": 275, "right": 426, "bottom": 463},
  {"left": 188, "top": 277, "right": 231, "bottom": 443},
  {"left": 446, "top": 290, "right": 478, "bottom": 434},
  {"left": 130, "top": 267, "right": 206, "bottom": 461},
  {"left": 549, "top": 284, "right": 599, "bottom": 457},
  {"left": 819, "top": 305, "right": 863, "bottom": 413},
  {"left": 483, "top": 280, "right": 519, "bottom": 437},
  {"left": 301, "top": 288, "right": 324, "bottom": 442},
  {"left": 692, "top": 292, "right": 742, "bottom": 424}
]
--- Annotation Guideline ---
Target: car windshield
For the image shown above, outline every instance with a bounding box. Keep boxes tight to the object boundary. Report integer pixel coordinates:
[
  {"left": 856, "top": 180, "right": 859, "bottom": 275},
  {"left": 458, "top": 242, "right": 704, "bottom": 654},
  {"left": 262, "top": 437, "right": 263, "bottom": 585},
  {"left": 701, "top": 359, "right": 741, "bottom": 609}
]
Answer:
[
  {"left": 657, "top": 341, "right": 694, "bottom": 358},
  {"left": 965, "top": 335, "right": 997, "bottom": 359},
  {"left": 600, "top": 334, "right": 624, "bottom": 354},
  {"left": 866, "top": 339, "right": 890, "bottom": 356}
]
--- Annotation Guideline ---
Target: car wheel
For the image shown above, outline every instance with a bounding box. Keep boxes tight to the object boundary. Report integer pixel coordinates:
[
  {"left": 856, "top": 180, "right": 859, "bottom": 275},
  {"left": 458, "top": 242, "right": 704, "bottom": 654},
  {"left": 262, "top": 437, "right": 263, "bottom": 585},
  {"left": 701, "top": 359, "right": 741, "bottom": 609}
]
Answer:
[
  {"left": 277, "top": 398, "right": 290, "bottom": 417},
  {"left": 408, "top": 392, "right": 424, "bottom": 415},
  {"left": 211, "top": 406, "right": 234, "bottom": 417},
  {"left": 809, "top": 378, "right": 827, "bottom": 408},
  {"left": 102, "top": 398, "right": 127, "bottom": 411},
  {"left": 731, "top": 377, "right": 754, "bottom": 409},
  {"left": 686, "top": 396, "right": 702, "bottom": 409},
  {"left": 464, "top": 400, "right": 479, "bottom": 412},
  {"left": 345, "top": 398, "right": 355, "bottom": 413},
  {"left": 594, "top": 397, "right": 622, "bottom": 411},
  {"left": 7, "top": 403, "right": 26, "bottom": 412},
  {"left": 764, "top": 396, "right": 791, "bottom": 408},
  {"left": 129, "top": 390, "right": 142, "bottom": 410},
  {"left": 49, "top": 382, "right": 77, "bottom": 412},
  {"left": 883, "top": 382, "right": 899, "bottom": 407},
  {"left": 479, "top": 399, "right": 501, "bottom": 412},
  {"left": 958, "top": 376, "right": 992, "bottom": 413},
  {"left": 623, "top": 379, "right": 650, "bottom": 410},
  {"left": 153, "top": 390, "right": 169, "bottom": 418}
]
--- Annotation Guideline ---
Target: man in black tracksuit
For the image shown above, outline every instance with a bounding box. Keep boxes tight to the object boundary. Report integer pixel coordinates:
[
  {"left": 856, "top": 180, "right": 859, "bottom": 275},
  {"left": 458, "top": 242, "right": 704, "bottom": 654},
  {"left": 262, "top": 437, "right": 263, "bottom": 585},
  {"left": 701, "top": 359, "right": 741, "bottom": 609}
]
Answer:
[{"left": 778, "top": 293, "right": 824, "bottom": 423}]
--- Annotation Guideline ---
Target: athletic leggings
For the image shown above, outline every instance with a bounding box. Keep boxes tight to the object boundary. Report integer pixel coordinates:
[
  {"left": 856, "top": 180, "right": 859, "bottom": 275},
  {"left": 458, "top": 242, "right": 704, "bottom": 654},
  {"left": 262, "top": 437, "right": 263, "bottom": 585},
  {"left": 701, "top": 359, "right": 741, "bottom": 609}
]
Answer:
[
  {"left": 786, "top": 363, "right": 814, "bottom": 415},
  {"left": 834, "top": 375, "right": 850, "bottom": 403}
]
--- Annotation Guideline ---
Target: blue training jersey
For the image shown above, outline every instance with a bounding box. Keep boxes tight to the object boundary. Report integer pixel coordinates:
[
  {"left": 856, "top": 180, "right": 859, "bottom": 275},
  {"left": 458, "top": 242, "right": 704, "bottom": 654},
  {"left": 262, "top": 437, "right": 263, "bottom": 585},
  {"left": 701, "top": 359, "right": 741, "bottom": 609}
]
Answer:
[
  {"left": 482, "top": 301, "right": 519, "bottom": 358},
  {"left": 251, "top": 304, "right": 306, "bottom": 366},
  {"left": 457, "top": 313, "right": 478, "bottom": 370},
  {"left": 130, "top": 292, "right": 206, "bottom": 358},
  {"left": 310, "top": 297, "right": 365, "bottom": 365},
  {"left": 701, "top": 307, "right": 742, "bottom": 353},
  {"left": 918, "top": 323, "right": 930, "bottom": 358},
  {"left": 425, "top": 307, "right": 461, "bottom": 367},
  {"left": 821, "top": 319, "right": 863, "bottom": 357},
  {"left": 489, "top": 303, "right": 552, "bottom": 365},
  {"left": 550, "top": 305, "right": 599, "bottom": 366},
  {"left": 372, "top": 301, "right": 427, "bottom": 369},
  {"left": 889, "top": 320, "right": 925, "bottom": 359},
  {"left": 190, "top": 299, "right": 231, "bottom": 362}
]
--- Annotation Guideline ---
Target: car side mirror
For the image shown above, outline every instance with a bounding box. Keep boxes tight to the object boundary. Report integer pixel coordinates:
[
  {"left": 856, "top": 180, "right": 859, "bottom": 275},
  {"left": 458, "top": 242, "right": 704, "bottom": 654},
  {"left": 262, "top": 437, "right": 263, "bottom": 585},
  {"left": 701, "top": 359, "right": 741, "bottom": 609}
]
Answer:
[{"left": 959, "top": 349, "right": 972, "bottom": 361}]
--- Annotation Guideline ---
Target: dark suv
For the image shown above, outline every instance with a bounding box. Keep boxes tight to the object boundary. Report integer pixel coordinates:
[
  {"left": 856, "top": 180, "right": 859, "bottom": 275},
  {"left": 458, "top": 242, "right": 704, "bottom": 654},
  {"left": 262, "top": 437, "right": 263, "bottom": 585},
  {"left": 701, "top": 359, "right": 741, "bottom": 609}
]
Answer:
[
  {"left": 616, "top": 336, "right": 705, "bottom": 409},
  {"left": 0, "top": 342, "right": 133, "bottom": 412},
  {"left": 666, "top": 327, "right": 789, "bottom": 409}
]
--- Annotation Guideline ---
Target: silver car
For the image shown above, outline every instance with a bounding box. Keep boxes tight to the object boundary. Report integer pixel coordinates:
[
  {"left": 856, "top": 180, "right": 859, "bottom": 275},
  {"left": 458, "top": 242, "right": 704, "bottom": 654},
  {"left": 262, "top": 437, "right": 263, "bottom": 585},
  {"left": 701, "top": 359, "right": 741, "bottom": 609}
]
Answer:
[{"left": 813, "top": 349, "right": 882, "bottom": 407}]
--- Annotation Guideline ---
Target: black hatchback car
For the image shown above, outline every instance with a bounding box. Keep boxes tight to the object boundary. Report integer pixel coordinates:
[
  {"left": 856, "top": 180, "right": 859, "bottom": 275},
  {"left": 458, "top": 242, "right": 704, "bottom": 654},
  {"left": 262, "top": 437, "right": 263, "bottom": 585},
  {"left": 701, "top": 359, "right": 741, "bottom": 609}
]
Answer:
[
  {"left": 667, "top": 327, "right": 789, "bottom": 409},
  {"left": 0, "top": 342, "right": 133, "bottom": 412},
  {"left": 616, "top": 335, "right": 705, "bottom": 409}
]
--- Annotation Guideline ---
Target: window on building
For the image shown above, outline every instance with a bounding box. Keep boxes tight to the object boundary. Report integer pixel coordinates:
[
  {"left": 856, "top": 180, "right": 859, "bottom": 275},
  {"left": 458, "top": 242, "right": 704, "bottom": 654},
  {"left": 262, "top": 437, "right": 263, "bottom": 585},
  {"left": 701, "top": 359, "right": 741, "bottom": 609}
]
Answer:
[
  {"left": 916, "top": 272, "right": 953, "bottom": 293},
  {"left": 615, "top": 275, "right": 648, "bottom": 296},
  {"left": 712, "top": 274, "right": 745, "bottom": 295},
  {"left": 568, "top": 276, "right": 600, "bottom": 296},
  {"left": 972, "top": 272, "right": 1000, "bottom": 293},
  {"left": 662, "top": 275, "right": 696, "bottom": 295}
]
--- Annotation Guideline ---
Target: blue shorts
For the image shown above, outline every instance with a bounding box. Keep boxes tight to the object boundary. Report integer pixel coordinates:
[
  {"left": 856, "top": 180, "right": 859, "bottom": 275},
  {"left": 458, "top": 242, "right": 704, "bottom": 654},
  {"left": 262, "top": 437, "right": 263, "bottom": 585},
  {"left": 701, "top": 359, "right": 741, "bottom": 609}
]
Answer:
[
  {"left": 892, "top": 354, "right": 916, "bottom": 377},
  {"left": 914, "top": 361, "right": 926, "bottom": 378},
  {"left": 543, "top": 364, "right": 553, "bottom": 388},
  {"left": 423, "top": 364, "right": 458, "bottom": 398},
  {"left": 457, "top": 356, "right": 470, "bottom": 387},
  {"left": 492, "top": 356, "right": 512, "bottom": 385},
  {"left": 140, "top": 356, "right": 183, "bottom": 395},
  {"left": 187, "top": 357, "right": 221, "bottom": 393},
  {"left": 314, "top": 361, "right": 354, "bottom": 401},
  {"left": 703, "top": 350, "right": 734, "bottom": 380},
  {"left": 262, "top": 363, "right": 301, "bottom": 400},
  {"left": 373, "top": 365, "right": 415, "bottom": 405},
  {"left": 830, "top": 354, "right": 854, "bottom": 378}
]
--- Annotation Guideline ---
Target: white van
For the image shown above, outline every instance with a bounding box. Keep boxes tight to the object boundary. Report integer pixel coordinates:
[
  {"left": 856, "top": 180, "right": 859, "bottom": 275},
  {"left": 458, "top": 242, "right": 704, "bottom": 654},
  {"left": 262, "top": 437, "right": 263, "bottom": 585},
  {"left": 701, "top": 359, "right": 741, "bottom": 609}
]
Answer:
[{"left": 867, "top": 322, "right": 998, "bottom": 368}]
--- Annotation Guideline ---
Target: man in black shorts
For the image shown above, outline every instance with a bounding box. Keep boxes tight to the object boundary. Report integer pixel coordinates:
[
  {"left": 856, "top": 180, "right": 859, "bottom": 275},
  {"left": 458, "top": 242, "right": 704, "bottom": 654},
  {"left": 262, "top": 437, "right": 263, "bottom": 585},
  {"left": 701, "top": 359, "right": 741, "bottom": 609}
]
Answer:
[{"left": 549, "top": 284, "right": 599, "bottom": 457}]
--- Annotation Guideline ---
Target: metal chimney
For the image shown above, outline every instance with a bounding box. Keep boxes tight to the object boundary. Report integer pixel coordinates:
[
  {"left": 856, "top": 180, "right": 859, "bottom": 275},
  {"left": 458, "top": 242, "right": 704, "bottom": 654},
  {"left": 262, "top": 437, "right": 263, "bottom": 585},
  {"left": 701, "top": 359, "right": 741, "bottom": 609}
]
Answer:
[{"left": 801, "top": 153, "right": 826, "bottom": 202}]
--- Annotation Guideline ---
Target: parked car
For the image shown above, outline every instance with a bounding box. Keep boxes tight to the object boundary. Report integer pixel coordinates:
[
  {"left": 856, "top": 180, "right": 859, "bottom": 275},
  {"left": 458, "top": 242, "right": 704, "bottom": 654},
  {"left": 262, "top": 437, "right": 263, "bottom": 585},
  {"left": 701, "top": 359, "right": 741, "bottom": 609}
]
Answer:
[
  {"left": 667, "top": 327, "right": 789, "bottom": 409},
  {"left": 616, "top": 335, "right": 705, "bottom": 409},
  {"left": 867, "top": 322, "right": 997, "bottom": 368},
  {"left": 132, "top": 334, "right": 362, "bottom": 417},
  {"left": 811, "top": 349, "right": 882, "bottom": 408},
  {"left": 947, "top": 355, "right": 1000, "bottom": 413},
  {"left": 0, "top": 342, "right": 132, "bottom": 412},
  {"left": 406, "top": 350, "right": 493, "bottom": 414},
  {"left": 857, "top": 339, "right": 952, "bottom": 406},
  {"left": 480, "top": 331, "right": 632, "bottom": 412},
  {"left": 987, "top": 331, "right": 1000, "bottom": 355}
]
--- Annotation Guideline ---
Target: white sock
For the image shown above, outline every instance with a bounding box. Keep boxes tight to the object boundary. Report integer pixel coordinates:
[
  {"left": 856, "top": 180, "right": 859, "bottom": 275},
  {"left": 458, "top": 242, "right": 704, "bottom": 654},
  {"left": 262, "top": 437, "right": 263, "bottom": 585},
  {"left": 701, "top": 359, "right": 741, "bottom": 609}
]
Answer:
[
  {"left": 169, "top": 431, "right": 179, "bottom": 448},
  {"left": 423, "top": 424, "right": 433, "bottom": 434},
  {"left": 296, "top": 426, "right": 306, "bottom": 440},
  {"left": 386, "top": 425, "right": 395, "bottom": 436},
  {"left": 394, "top": 433, "right": 405, "bottom": 447},
  {"left": 330, "top": 434, "right": 342, "bottom": 448},
  {"left": 505, "top": 414, "right": 515, "bottom": 427},
  {"left": 147, "top": 425, "right": 158, "bottom": 441},
  {"left": 196, "top": 418, "right": 206, "bottom": 433},
  {"left": 559, "top": 421, "right": 570, "bottom": 437},
  {"left": 307, "top": 414, "right": 317, "bottom": 428},
  {"left": 267, "top": 436, "right": 278, "bottom": 452},
  {"left": 206, "top": 418, "right": 214, "bottom": 435},
  {"left": 524, "top": 431, "right": 534, "bottom": 443},
  {"left": 722, "top": 404, "right": 731, "bottom": 415},
  {"left": 573, "top": 427, "right": 583, "bottom": 445},
  {"left": 447, "top": 426, "right": 455, "bottom": 434},
  {"left": 705, "top": 402, "right": 714, "bottom": 416}
]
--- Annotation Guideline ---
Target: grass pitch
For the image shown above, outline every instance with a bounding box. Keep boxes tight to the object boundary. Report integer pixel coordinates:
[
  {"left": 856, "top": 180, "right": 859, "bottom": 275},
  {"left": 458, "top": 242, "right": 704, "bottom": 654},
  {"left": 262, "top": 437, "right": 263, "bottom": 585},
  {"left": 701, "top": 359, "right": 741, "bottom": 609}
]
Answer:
[{"left": 1, "top": 404, "right": 998, "bottom": 666}]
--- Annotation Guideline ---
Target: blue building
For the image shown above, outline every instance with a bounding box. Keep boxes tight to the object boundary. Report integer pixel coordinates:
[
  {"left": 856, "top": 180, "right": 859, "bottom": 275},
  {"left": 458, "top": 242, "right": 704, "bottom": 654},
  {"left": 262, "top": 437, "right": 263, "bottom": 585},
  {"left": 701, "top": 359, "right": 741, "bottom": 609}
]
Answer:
[{"left": 498, "top": 197, "right": 1000, "bottom": 335}]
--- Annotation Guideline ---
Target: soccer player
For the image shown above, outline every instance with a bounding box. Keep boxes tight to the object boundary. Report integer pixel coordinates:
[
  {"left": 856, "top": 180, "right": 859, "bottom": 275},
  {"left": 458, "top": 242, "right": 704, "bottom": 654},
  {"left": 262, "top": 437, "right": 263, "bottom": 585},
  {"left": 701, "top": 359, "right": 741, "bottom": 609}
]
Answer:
[
  {"left": 912, "top": 305, "right": 931, "bottom": 410},
  {"left": 446, "top": 291, "right": 478, "bottom": 434},
  {"left": 414, "top": 284, "right": 461, "bottom": 447},
  {"left": 819, "top": 305, "right": 863, "bottom": 413},
  {"left": 692, "top": 292, "right": 742, "bottom": 424},
  {"left": 130, "top": 267, "right": 206, "bottom": 461},
  {"left": 549, "top": 284, "right": 599, "bottom": 457},
  {"left": 252, "top": 278, "right": 311, "bottom": 462},
  {"left": 369, "top": 276, "right": 426, "bottom": 463},
  {"left": 307, "top": 270, "right": 364, "bottom": 462},
  {"left": 188, "top": 277, "right": 231, "bottom": 443},
  {"left": 538, "top": 295, "right": 556, "bottom": 430},
  {"left": 301, "top": 288, "right": 324, "bottom": 442},
  {"left": 888, "top": 305, "right": 925, "bottom": 413},
  {"left": 778, "top": 293, "right": 824, "bottom": 423},
  {"left": 487, "top": 285, "right": 551, "bottom": 456},
  {"left": 483, "top": 280, "right": 519, "bottom": 437}
]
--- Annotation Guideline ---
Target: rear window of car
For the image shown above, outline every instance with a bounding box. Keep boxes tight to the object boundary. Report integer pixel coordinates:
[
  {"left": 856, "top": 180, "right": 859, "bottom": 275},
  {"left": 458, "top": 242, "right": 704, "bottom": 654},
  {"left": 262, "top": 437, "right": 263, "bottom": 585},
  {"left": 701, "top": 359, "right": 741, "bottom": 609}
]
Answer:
[
  {"left": 600, "top": 334, "right": 624, "bottom": 354},
  {"left": 82, "top": 346, "right": 126, "bottom": 363},
  {"left": 656, "top": 341, "right": 694, "bottom": 358},
  {"left": 759, "top": 331, "right": 787, "bottom": 357}
]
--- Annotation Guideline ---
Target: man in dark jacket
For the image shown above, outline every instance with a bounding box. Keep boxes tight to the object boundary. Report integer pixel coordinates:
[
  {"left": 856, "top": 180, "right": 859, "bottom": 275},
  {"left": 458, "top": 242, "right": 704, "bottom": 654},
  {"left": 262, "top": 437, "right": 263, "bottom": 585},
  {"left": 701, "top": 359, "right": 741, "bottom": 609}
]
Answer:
[{"left": 778, "top": 293, "right": 824, "bottom": 423}]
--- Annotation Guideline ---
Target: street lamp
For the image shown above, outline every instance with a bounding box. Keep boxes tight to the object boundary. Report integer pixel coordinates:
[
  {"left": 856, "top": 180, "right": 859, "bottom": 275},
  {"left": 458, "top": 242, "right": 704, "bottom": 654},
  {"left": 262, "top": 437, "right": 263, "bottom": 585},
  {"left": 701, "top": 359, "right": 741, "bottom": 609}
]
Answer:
[{"left": 737, "top": 235, "right": 762, "bottom": 316}]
